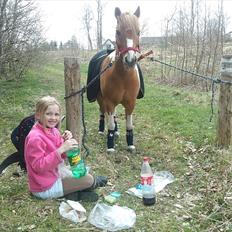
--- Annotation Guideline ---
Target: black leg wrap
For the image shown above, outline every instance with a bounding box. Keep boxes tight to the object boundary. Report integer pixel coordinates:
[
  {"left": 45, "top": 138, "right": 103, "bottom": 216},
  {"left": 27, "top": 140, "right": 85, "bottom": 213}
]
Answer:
[
  {"left": 99, "top": 115, "right": 105, "bottom": 132},
  {"left": 107, "top": 130, "right": 115, "bottom": 149},
  {"left": 126, "top": 129, "right": 133, "bottom": 146}
]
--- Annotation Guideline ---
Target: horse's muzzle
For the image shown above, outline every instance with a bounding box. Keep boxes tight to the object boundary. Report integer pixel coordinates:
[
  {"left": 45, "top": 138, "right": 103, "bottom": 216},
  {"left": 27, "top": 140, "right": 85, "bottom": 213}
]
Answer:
[{"left": 124, "top": 55, "right": 137, "bottom": 67}]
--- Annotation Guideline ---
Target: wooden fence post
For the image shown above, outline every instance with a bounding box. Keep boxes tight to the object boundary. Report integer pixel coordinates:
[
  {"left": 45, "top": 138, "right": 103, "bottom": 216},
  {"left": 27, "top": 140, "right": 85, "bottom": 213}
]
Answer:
[
  {"left": 217, "top": 55, "right": 232, "bottom": 147},
  {"left": 64, "top": 57, "right": 81, "bottom": 143}
]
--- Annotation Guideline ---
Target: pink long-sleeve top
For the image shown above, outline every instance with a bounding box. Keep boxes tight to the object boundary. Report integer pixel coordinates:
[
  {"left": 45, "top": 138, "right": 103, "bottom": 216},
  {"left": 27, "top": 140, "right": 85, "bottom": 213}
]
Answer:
[{"left": 25, "top": 122, "right": 64, "bottom": 192}]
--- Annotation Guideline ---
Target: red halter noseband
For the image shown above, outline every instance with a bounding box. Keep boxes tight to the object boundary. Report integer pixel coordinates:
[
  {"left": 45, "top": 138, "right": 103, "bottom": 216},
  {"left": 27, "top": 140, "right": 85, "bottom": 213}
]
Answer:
[{"left": 116, "top": 46, "right": 140, "bottom": 57}]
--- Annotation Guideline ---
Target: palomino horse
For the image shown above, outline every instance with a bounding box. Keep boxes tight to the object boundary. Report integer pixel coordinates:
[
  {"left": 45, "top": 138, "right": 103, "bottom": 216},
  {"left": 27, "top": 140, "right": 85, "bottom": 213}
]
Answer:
[{"left": 96, "top": 6, "right": 141, "bottom": 152}]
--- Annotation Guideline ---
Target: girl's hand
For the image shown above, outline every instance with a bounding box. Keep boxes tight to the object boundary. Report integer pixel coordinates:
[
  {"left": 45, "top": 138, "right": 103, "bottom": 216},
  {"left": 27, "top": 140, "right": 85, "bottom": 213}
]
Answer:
[
  {"left": 57, "top": 138, "right": 78, "bottom": 155},
  {"left": 62, "top": 130, "right": 73, "bottom": 141}
]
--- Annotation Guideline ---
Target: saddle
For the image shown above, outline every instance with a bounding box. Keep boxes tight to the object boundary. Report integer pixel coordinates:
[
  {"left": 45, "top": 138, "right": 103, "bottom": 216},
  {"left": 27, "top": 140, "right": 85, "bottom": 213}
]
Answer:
[
  {"left": 0, "top": 115, "right": 35, "bottom": 174},
  {"left": 87, "top": 49, "right": 145, "bottom": 102}
]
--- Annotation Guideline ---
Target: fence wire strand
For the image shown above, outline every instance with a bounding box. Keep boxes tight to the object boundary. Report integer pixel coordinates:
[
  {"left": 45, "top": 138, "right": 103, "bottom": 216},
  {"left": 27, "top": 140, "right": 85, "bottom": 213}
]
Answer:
[
  {"left": 150, "top": 57, "right": 232, "bottom": 121},
  {"left": 151, "top": 58, "right": 232, "bottom": 85}
]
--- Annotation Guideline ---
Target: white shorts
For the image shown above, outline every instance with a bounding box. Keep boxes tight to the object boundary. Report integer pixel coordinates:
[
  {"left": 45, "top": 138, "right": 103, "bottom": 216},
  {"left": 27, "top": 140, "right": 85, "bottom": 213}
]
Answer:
[{"left": 32, "top": 178, "right": 64, "bottom": 199}]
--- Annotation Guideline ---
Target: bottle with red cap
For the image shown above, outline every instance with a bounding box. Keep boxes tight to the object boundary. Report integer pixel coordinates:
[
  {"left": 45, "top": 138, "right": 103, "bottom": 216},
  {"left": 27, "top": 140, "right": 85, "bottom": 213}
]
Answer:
[{"left": 140, "top": 157, "right": 156, "bottom": 205}]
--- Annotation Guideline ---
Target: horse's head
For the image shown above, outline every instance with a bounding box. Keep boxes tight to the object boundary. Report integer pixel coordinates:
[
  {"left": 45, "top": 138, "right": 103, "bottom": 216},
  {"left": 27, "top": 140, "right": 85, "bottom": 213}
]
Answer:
[{"left": 115, "top": 7, "right": 140, "bottom": 68}]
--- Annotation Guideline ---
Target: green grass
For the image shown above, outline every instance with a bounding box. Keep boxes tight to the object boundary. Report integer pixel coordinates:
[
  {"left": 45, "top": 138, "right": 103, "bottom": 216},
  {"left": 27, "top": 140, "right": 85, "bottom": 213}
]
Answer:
[{"left": 0, "top": 59, "right": 231, "bottom": 231}]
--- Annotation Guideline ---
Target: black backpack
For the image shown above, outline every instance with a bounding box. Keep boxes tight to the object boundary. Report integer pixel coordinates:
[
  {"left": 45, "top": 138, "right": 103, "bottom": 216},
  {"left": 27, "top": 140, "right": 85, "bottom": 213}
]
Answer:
[{"left": 0, "top": 115, "right": 35, "bottom": 174}]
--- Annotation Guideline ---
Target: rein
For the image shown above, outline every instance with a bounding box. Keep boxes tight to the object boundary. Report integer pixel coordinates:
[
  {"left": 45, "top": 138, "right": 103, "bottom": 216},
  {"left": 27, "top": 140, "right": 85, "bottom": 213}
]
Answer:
[
  {"left": 138, "top": 50, "right": 153, "bottom": 61},
  {"left": 64, "top": 62, "right": 113, "bottom": 99}
]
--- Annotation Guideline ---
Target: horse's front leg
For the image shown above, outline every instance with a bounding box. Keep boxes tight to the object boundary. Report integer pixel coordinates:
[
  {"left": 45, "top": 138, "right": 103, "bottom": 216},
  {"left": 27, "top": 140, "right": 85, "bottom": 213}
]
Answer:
[
  {"left": 107, "top": 112, "right": 116, "bottom": 152},
  {"left": 126, "top": 114, "right": 135, "bottom": 151},
  {"left": 113, "top": 112, "right": 119, "bottom": 137},
  {"left": 99, "top": 111, "right": 119, "bottom": 137}
]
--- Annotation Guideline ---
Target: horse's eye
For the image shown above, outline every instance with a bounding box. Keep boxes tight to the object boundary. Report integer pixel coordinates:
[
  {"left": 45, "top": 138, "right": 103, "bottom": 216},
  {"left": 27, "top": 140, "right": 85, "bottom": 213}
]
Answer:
[
  {"left": 137, "top": 31, "right": 140, "bottom": 36},
  {"left": 116, "top": 30, "right": 121, "bottom": 37}
]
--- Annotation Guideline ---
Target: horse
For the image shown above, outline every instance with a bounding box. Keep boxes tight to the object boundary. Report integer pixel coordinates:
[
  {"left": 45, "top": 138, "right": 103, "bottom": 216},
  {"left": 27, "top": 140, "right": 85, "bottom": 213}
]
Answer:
[{"left": 88, "top": 6, "right": 142, "bottom": 152}]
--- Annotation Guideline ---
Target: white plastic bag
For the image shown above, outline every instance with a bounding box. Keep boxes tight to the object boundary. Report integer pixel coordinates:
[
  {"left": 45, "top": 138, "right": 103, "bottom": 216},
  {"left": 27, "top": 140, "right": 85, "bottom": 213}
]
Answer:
[
  {"left": 153, "top": 171, "right": 175, "bottom": 193},
  {"left": 59, "top": 200, "right": 86, "bottom": 223},
  {"left": 88, "top": 203, "right": 136, "bottom": 231},
  {"left": 58, "top": 161, "right": 72, "bottom": 178},
  {"left": 126, "top": 171, "right": 175, "bottom": 198}
]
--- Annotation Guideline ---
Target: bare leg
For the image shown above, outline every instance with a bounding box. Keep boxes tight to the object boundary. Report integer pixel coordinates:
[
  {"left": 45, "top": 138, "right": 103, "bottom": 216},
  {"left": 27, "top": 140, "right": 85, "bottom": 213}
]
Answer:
[{"left": 62, "top": 174, "right": 94, "bottom": 195}]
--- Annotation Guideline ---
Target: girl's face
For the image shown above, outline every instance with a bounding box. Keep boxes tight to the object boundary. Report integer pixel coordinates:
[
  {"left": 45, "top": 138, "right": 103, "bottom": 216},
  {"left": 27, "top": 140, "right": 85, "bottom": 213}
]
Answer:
[{"left": 38, "top": 104, "right": 60, "bottom": 128}]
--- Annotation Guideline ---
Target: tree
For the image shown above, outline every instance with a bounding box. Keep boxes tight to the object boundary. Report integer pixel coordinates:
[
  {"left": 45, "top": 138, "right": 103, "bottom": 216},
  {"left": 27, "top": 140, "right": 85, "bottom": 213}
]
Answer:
[
  {"left": 160, "top": 0, "right": 227, "bottom": 89},
  {"left": 0, "top": 0, "right": 44, "bottom": 80},
  {"left": 59, "top": 41, "right": 63, "bottom": 50},
  {"left": 70, "top": 35, "right": 79, "bottom": 49},
  {"left": 96, "top": 0, "right": 103, "bottom": 50},
  {"left": 49, "top": 40, "right": 57, "bottom": 50},
  {"left": 140, "top": 19, "right": 149, "bottom": 37},
  {"left": 82, "top": 4, "right": 93, "bottom": 50}
]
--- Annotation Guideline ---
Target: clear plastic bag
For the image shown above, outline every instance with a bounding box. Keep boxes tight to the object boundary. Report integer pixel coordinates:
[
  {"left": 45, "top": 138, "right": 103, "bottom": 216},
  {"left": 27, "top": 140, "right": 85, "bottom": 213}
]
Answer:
[
  {"left": 58, "top": 161, "right": 72, "bottom": 179},
  {"left": 58, "top": 161, "right": 90, "bottom": 179},
  {"left": 88, "top": 203, "right": 136, "bottom": 231},
  {"left": 126, "top": 171, "right": 175, "bottom": 198},
  {"left": 153, "top": 171, "right": 175, "bottom": 193}
]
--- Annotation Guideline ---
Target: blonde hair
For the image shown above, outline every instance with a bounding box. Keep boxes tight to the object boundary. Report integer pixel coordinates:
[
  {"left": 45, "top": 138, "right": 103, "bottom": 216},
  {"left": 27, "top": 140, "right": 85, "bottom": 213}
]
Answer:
[{"left": 35, "top": 96, "right": 61, "bottom": 125}]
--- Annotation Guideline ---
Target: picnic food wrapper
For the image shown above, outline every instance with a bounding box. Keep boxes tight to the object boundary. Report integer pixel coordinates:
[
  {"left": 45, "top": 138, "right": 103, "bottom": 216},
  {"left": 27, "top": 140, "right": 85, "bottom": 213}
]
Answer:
[{"left": 59, "top": 200, "right": 86, "bottom": 223}]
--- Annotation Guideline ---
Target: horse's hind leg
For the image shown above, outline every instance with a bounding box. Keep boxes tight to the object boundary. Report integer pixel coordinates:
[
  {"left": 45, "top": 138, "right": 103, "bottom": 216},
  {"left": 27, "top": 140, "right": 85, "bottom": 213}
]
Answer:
[
  {"left": 98, "top": 113, "right": 105, "bottom": 135},
  {"left": 126, "top": 114, "right": 135, "bottom": 151},
  {"left": 97, "top": 95, "right": 105, "bottom": 135}
]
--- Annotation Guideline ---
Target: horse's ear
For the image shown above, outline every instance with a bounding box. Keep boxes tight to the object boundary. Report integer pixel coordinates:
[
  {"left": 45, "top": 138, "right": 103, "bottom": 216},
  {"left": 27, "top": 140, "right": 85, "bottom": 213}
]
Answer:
[
  {"left": 134, "top": 6, "right": 140, "bottom": 18},
  {"left": 115, "top": 7, "right": 121, "bottom": 18}
]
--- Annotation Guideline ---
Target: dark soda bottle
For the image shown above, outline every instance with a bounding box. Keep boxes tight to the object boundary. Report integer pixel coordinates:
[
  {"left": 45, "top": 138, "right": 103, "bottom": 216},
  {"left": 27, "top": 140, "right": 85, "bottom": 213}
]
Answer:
[
  {"left": 140, "top": 157, "right": 156, "bottom": 206},
  {"left": 67, "top": 147, "right": 86, "bottom": 179}
]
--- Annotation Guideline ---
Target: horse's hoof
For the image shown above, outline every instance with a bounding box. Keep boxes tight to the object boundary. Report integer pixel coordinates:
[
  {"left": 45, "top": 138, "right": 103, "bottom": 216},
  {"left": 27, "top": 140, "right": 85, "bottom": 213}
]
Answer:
[
  {"left": 127, "top": 145, "right": 136, "bottom": 152},
  {"left": 107, "top": 148, "right": 115, "bottom": 153},
  {"left": 114, "top": 131, "right": 120, "bottom": 137},
  {"left": 98, "top": 131, "right": 104, "bottom": 136}
]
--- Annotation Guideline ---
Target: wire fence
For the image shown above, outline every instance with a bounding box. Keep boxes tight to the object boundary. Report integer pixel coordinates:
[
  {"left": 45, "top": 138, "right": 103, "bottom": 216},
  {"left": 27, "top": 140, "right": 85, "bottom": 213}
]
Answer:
[
  {"left": 64, "top": 54, "right": 232, "bottom": 152},
  {"left": 149, "top": 57, "right": 232, "bottom": 121}
]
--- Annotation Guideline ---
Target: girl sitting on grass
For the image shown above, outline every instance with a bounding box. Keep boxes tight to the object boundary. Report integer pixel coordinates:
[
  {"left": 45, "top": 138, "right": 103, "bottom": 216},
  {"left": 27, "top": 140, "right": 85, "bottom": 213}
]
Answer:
[{"left": 25, "top": 96, "right": 107, "bottom": 201}]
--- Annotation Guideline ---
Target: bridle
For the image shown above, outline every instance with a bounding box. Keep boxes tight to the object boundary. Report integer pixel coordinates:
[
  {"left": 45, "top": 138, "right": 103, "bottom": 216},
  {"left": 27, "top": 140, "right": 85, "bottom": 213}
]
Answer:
[{"left": 116, "top": 46, "right": 140, "bottom": 57}]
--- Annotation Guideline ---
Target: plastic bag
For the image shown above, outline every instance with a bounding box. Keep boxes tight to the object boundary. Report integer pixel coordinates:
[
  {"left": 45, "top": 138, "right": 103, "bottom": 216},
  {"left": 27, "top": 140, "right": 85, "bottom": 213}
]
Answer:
[
  {"left": 58, "top": 161, "right": 90, "bottom": 179},
  {"left": 59, "top": 200, "right": 86, "bottom": 223},
  {"left": 88, "top": 203, "right": 136, "bottom": 231},
  {"left": 126, "top": 171, "right": 175, "bottom": 198},
  {"left": 58, "top": 161, "right": 72, "bottom": 179},
  {"left": 153, "top": 170, "right": 175, "bottom": 193}
]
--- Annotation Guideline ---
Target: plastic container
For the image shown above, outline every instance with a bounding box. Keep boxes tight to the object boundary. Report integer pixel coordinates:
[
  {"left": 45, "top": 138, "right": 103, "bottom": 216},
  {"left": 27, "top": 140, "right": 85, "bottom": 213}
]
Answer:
[
  {"left": 142, "top": 184, "right": 156, "bottom": 205},
  {"left": 66, "top": 148, "right": 86, "bottom": 179},
  {"left": 140, "top": 157, "right": 156, "bottom": 206}
]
